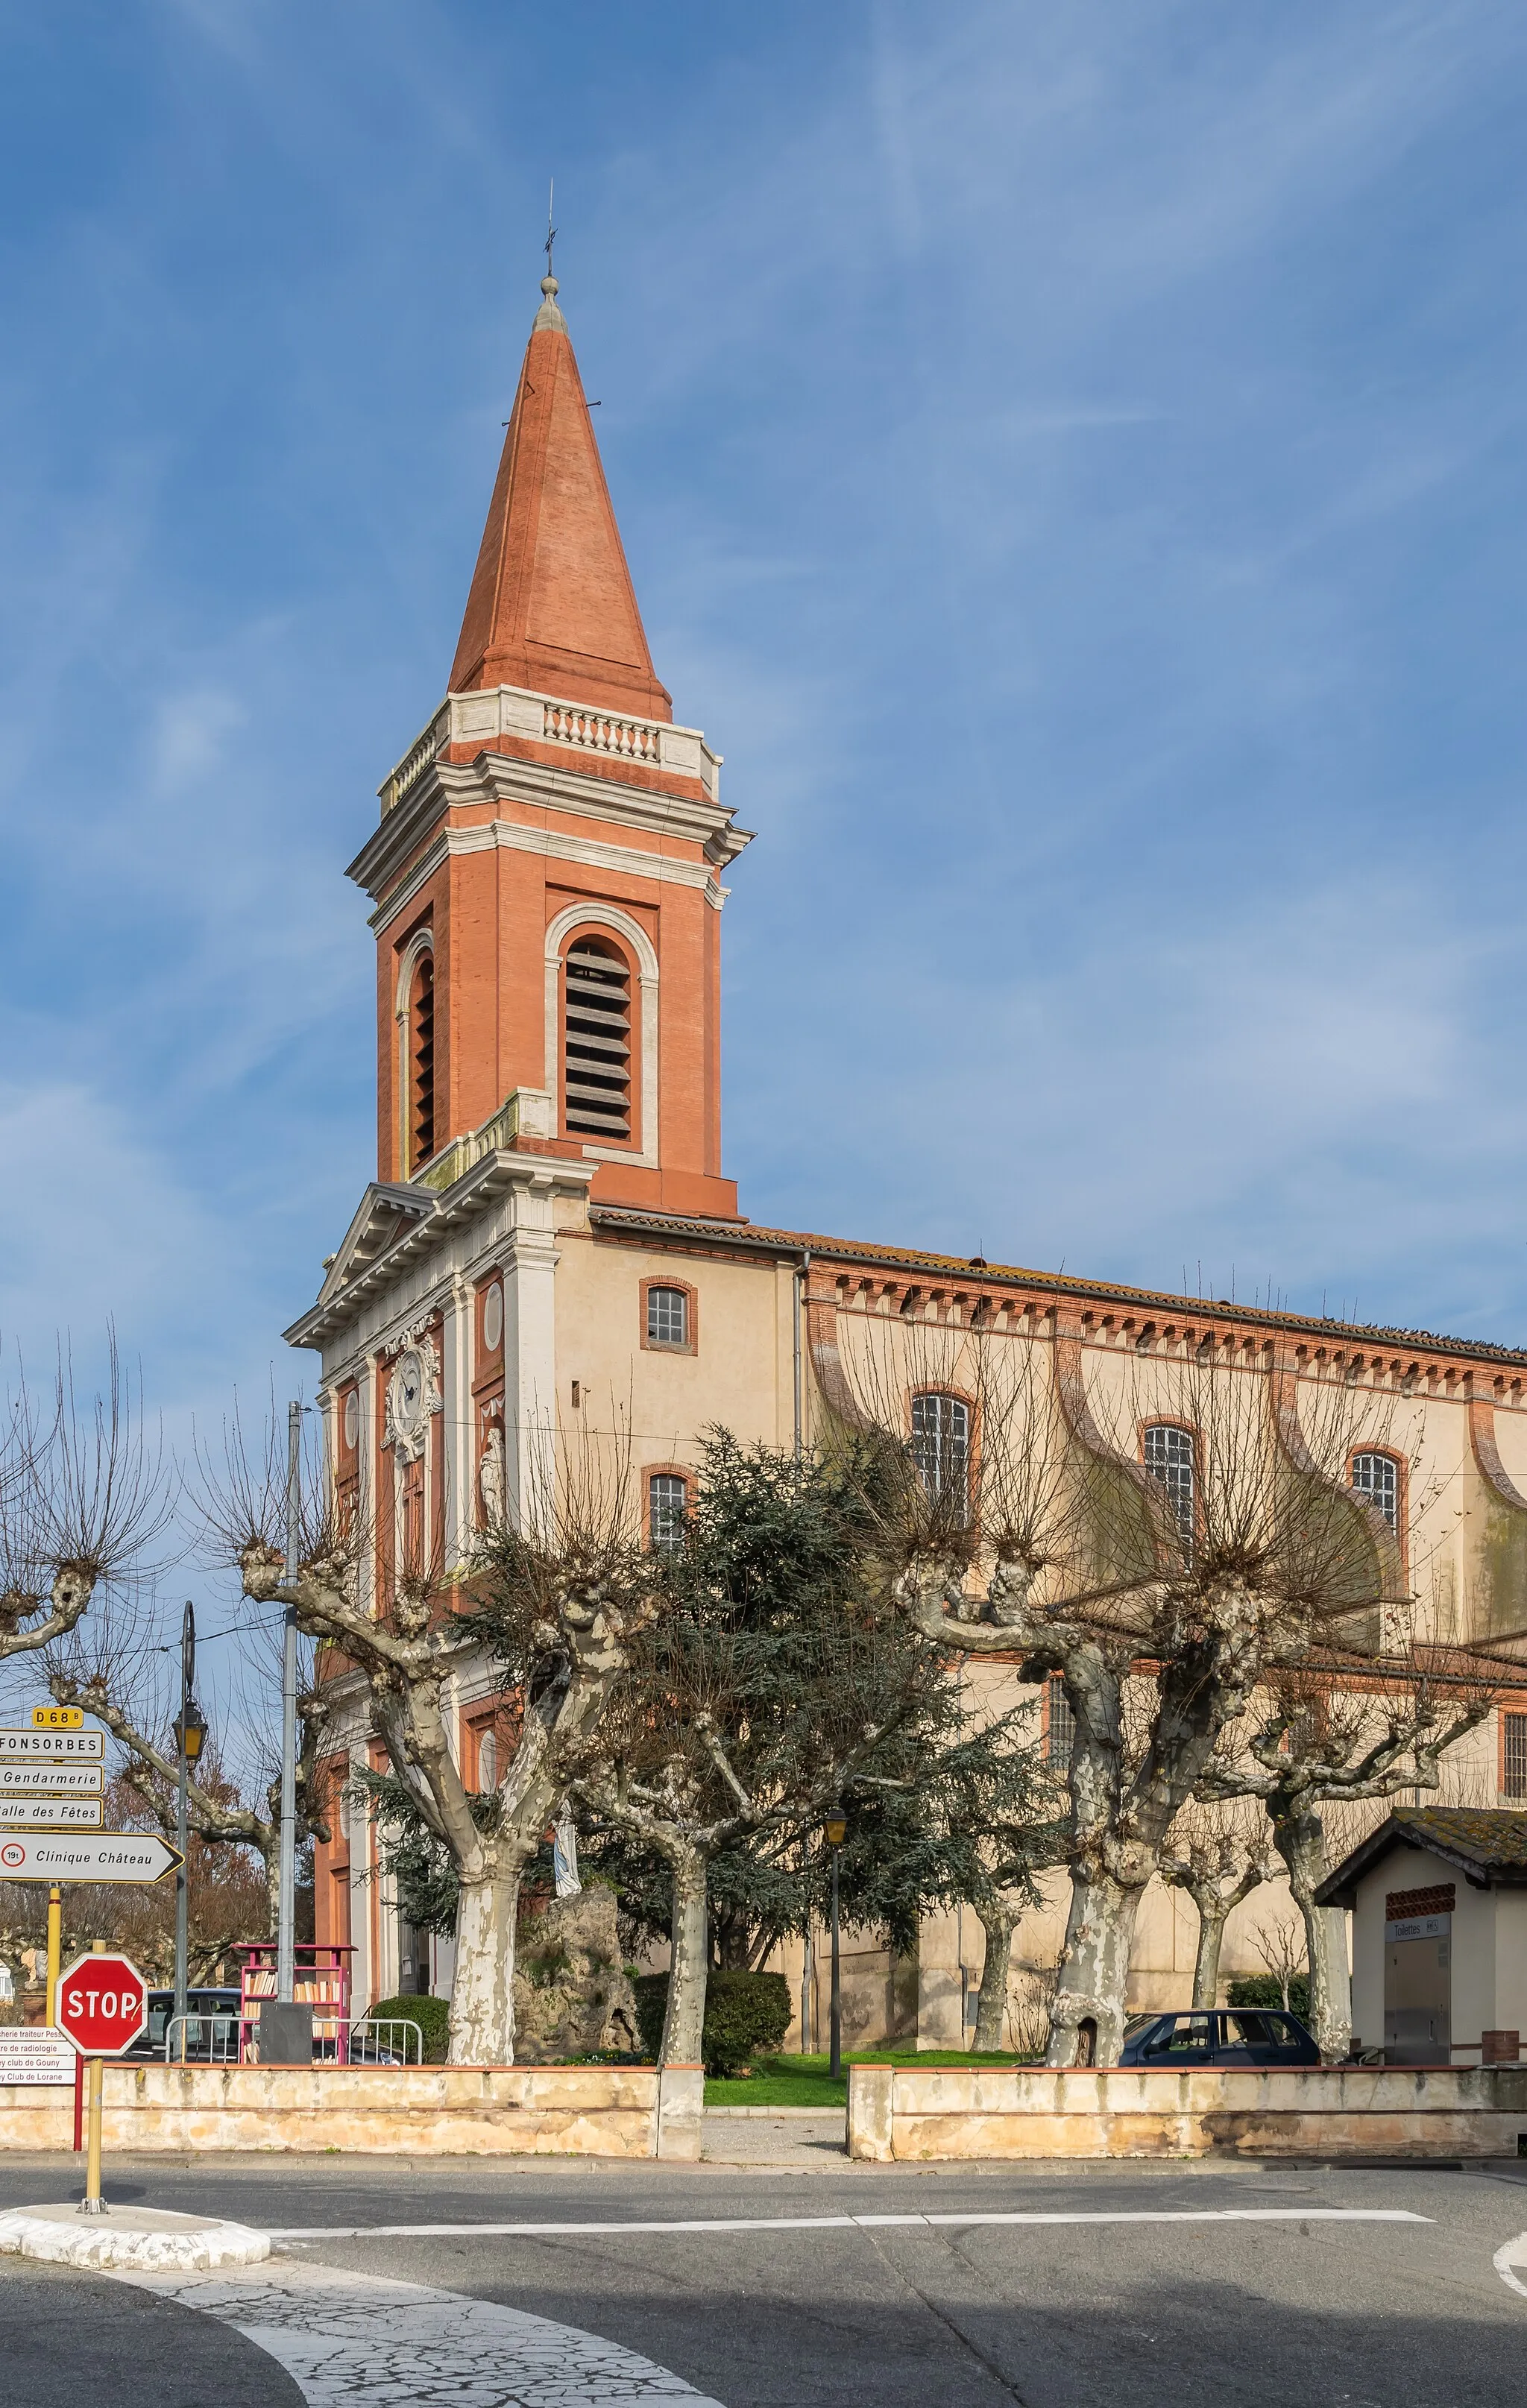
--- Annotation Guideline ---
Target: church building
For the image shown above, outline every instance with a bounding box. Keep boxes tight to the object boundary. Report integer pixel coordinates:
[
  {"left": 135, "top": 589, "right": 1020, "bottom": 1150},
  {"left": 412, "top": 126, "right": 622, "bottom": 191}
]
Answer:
[{"left": 292, "top": 268, "right": 1527, "bottom": 2048}]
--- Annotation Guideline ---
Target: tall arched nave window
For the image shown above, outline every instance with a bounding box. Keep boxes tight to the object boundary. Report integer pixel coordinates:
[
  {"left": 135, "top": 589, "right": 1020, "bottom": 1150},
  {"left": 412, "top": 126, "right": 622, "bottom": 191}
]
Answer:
[
  {"left": 910, "top": 1392, "right": 970, "bottom": 1514},
  {"left": 1350, "top": 1450, "right": 1400, "bottom": 1531},
  {"left": 564, "top": 936, "right": 632, "bottom": 1141},
  {"left": 1143, "top": 1422, "right": 1195, "bottom": 1547}
]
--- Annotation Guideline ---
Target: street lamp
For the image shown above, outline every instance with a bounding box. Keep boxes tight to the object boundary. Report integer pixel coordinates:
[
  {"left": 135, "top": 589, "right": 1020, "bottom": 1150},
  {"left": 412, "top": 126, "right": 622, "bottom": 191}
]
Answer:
[
  {"left": 825, "top": 1810, "right": 848, "bottom": 2080},
  {"left": 172, "top": 1601, "right": 206, "bottom": 2029}
]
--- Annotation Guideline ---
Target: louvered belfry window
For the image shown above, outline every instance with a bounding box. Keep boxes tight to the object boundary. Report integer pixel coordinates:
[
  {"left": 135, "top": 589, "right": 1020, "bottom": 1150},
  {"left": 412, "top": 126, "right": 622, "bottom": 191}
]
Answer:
[
  {"left": 564, "top": 937, "right": 632, "bottom": 1141},
  {"left": 410, "top": 952, "right": 435, "bottom": 1170}
]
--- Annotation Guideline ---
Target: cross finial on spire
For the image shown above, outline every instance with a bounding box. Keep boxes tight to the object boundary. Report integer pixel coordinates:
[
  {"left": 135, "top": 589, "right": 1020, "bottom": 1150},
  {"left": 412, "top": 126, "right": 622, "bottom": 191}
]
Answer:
[{"left": 535, "top": 177, "right": 565, "bottom": 329}]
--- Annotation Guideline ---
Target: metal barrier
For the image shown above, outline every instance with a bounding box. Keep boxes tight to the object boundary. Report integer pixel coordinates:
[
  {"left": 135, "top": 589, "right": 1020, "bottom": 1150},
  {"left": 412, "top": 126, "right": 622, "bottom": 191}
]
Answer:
[
  {"left": 347, "top": 2016, "right": 424, "bottom": 2066},
  {"left": 165, "top": 2012, "right": 240, "bottom": 2065}
]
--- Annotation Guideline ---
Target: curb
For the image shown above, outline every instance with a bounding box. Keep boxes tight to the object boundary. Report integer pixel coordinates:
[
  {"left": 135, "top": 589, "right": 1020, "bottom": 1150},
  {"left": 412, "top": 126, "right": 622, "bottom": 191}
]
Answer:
[{"left": 0, "top": 2204, "right": 270, "bottom": 2270}]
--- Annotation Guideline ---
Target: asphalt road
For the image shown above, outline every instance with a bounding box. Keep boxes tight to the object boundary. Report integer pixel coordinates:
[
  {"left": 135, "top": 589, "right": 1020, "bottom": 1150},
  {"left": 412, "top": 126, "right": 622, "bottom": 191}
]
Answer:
[{"left": 1, "top": 2147, "right": 1526, "bottom": 2406}]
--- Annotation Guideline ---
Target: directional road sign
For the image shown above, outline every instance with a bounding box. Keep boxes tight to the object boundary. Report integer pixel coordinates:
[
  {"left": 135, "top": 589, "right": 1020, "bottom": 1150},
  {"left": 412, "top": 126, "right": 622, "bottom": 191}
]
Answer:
[
  {"left": 0, "top": 1797, "right": 103, "bottom": 1828},
  {"left": 0, "top": 1764, "right": 102, "bottom": 1794},
  {"left": 0, "top": 1728, "right": 104, "bottom": 1760},
  {"left": 0, "top": 1831, "right": 181, "bottom": 1884},
  {"left": 57, "top": 1951, "right": 148, "bottom": 2057}
]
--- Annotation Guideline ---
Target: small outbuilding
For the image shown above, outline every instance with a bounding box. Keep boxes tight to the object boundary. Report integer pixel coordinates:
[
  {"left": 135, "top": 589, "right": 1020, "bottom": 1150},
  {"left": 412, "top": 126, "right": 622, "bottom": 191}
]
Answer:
[{"left": 1316, "top": 1808, "right": 1527, "bottom": 2065}]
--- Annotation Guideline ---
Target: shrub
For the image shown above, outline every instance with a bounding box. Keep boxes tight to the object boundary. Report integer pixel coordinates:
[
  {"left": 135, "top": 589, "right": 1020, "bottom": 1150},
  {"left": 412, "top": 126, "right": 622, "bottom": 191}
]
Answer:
[
  {"left": 632, "top": 1970, "right": 793, "bottom": 2076},
  {"left": 367, "top": 1993, "right": 450, "bottom": 2063},
  {"left": 1227, "top": 1973, "right": 1312, "bottom": 2025}
]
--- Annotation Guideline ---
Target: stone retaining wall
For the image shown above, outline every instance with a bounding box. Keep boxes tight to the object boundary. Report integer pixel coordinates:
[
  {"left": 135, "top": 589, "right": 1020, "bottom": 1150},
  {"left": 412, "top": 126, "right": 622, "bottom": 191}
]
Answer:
[
  {"left": 847, "top": 2062, "right": 1527, "bottom": 2162},
  {"left": 0, "top": 2062, "right": 704, "bottom": 2159}
]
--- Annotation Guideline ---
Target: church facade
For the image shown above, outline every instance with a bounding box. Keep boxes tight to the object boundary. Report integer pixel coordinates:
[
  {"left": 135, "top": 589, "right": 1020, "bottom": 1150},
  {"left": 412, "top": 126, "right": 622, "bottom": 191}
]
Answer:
[{"left": 292, "top": 271, "right": 1527, "bottom": 2047}]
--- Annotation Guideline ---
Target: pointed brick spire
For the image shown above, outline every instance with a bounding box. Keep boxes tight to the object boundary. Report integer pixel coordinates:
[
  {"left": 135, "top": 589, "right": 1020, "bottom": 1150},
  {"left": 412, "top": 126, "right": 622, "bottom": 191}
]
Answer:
[{"left": 448, "top": 275, "right": 672, "bottom": 722}]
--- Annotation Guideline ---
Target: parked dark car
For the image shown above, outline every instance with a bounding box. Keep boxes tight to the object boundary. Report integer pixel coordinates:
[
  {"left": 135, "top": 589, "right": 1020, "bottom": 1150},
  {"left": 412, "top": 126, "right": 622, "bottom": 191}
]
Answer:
[
  {"left": 1119, "top": 2008, "right": 1320, "bottom": 2067},
  {"left": 125, "top": 1988, "right": 242, "bottom": 2062}
]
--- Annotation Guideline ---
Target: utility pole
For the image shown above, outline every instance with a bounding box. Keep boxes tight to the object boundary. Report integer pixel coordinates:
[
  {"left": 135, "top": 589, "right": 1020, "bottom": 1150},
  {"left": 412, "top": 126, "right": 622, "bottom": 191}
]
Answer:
[
  {"left": 825, "top": 1809, "right": 847, "bottom": 2081},
  {"left": 277, "top": 1400, "right": 300, "bottom": 2004},
  {"left": 174, "top": 1601, "right": 194, "bottom": 2026}
]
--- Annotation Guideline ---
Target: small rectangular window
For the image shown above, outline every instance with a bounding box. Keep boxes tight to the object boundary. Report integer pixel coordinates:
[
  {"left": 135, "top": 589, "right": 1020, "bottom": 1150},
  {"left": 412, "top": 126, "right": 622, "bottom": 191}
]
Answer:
[
  {"left": 1352, "top": 1452, "right": 1400, "bottom": 1531},
  {"left": 649, "top": 1473, "right": 688, "bottom": 1550},
  {"left": 1503, "top": 1711, "right": 1527, "bottom": 1800},
  {"left": 646, "top": 1287, "right": 689, "bottom": 1348}
]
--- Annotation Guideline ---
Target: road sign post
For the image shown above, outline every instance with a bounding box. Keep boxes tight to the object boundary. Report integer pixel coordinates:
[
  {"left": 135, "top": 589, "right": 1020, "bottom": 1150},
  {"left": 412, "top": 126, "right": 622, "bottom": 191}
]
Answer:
[
  {"left": 45, "top": 1885, "right": 60, "bottom": 2024},
  {"left": 57, "top": 1943, "right": 148, "bottom": 2216}
]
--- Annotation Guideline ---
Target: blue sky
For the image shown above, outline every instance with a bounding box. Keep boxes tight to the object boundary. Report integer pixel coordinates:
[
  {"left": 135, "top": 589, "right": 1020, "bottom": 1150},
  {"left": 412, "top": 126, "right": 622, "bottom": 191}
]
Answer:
[{"left": 4, "top": 0, "right": 1527, "bottom": 1464}]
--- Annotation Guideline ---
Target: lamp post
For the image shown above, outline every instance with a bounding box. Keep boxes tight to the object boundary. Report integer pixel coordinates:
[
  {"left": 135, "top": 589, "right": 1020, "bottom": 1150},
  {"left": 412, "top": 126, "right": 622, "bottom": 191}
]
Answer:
[
  {"left": 171, "top": 1601, "right": 207, "bottom": 2027},
  {"left": 277, "top": 1399, "right": 301, "bottom": 2004},
  {"left": 825, "top": 1810, "right": 847, "bottom": 2080}
]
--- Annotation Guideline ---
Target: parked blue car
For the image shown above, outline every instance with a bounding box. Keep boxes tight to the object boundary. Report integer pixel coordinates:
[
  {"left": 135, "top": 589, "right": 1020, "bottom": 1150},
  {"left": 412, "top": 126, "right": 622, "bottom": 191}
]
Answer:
[{"left": 1119, "top": 2008, "right": 1320, "bottom": 2067}]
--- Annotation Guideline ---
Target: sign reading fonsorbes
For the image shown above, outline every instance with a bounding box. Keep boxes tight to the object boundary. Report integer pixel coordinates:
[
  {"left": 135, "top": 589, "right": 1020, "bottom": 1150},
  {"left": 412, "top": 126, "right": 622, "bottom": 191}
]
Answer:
[{"left": 55, "top": 1951, "right": 148, "bottom": 2057}]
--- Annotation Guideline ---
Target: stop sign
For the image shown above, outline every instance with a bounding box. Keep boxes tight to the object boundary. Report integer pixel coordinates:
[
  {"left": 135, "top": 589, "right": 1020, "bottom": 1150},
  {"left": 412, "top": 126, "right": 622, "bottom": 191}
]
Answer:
[{"left": 56, "top": 1951, "right": 148, "bottom": 2057}]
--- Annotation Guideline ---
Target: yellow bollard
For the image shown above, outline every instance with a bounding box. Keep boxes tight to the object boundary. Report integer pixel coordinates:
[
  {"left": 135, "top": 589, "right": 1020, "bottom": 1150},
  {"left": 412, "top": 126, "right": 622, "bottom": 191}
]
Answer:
[
  {"left": 81, "top": 1938, "right": 106, "bottom": 2218},
  {"left": 45, "top": 1886, "right": 60, "bottom": 2027}
]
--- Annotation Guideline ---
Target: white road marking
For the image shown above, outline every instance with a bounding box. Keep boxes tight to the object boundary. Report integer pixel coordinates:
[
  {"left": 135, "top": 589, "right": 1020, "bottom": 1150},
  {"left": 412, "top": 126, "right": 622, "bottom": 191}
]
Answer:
[
  {"left": 268, "top": 2206, "right": 1431, "bottom": 2240},
  {"left": 1493, "top": 2231, "right": 1527, "bottom": 2299},
  {"left": 111, "top": 2258, "right": 724, "bottom": 2407}
]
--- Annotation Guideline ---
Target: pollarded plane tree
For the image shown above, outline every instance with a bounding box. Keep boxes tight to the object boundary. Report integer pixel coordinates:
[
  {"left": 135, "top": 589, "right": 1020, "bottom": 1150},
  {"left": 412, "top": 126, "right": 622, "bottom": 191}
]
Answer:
[
  {"left": 561, "top": 1435, "right": 934, "bottom": 2068},
  {"left": 196, "top": 1406, "right": 660, "bottom": 2066},
  {"left": 1197, "top": 1658, "right": 1493, "bottom": 2055},
  {"left": 0, "top": 1341, "right": 169, "bottom": 1683},
  {"left": 836, "top": 1304, "right": 1413, "bottom": 2064},
  {"left": 42, "top": 1605, "right": 335, "bottom": 1942},
  {"left": 1157, "top": 1798, "right": 1280, "bottom": 2014}
]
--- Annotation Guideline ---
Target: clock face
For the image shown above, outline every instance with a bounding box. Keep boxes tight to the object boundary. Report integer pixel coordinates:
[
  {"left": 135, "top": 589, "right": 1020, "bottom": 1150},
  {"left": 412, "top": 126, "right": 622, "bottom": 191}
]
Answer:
[{"left": 393, "top": 1349, "right": 426, "bottom": 1437}]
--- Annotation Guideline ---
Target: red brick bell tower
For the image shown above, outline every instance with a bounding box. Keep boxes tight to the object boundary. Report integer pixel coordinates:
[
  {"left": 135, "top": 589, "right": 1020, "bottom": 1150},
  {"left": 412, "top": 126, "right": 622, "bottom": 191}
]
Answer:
[{"left": 348, "top": 266, "right": 751, "bottom": 1220}]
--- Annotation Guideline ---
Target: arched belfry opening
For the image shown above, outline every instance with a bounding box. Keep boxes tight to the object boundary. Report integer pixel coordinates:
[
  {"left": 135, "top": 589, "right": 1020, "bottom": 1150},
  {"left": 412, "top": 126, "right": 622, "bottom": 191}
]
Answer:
[{"left": 562, "top": 936, "right": 632, "bottom": 1143}]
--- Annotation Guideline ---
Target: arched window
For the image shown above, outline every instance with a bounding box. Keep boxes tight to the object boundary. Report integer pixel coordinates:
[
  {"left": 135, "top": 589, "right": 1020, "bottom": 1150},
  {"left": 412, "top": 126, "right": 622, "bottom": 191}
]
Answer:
[
  {"left": 564, "top": 936, "right": 632, "bottom": 1141},
  {"left": 648, "top": 1472, "right": 688, "bottom": 1551},
  {"left": 1351, "top": 1450, "right": 1400, "bottom": 1531},
  {"left": 1144, "top": 1423, "right": 1195, "bottom": 1545},
  {"left": 911, "top": 1393, "right": 970, "bottom": 1510},
  {"left": 409, "top": 951, "right": 435, "bottom": 1170}
]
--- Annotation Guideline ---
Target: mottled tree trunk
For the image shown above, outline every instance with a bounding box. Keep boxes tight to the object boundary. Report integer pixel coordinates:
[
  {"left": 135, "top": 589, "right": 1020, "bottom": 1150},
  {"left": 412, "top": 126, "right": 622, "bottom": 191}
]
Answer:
[
  {"left": 1273, "top": 1806, "right": 1349, "bottom": 2058},
  {"left": 660, "top": 1847, "right": 709, "bottom": 2067},
  {"left": 1191, "top": 1900, "right": 1228, "bottom": 2011},
  {"left": 1045, "top": 1868, "right": 1142, "bottom": 2066},
  {"left": 973, "top": 1899, "right": 1018, "bottom": 2052},
  {"left": 448, "top": 1866, "right": 521, "bottom": 2064}
]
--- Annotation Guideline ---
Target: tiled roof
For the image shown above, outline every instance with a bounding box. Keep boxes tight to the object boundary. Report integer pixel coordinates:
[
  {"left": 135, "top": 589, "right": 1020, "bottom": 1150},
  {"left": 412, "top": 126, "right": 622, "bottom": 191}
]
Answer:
[
  {"left": 589, "top": 1205, "right": 1527, "bottom": 1370},
  {"left": 1315, "top": 1806, "right": 1527, "bottom": 1905}
]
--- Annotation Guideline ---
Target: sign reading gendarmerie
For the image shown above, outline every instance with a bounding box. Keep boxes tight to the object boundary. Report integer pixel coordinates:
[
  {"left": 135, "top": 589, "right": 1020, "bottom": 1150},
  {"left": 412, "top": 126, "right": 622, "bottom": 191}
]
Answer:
[
  {"left": 0, "top": 2027, "right": 77, "bottom": 2085},
  {"left": 0, "top": 1765, "right": 103, "bottom": 1795},
  {"left": 0, "top": 1730, "right": 104, "bottom": 1761}
]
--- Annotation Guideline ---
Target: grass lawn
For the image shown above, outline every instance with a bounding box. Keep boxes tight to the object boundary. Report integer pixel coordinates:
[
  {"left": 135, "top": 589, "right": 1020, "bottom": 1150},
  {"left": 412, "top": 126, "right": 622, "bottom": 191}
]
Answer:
[{"left": 704, "top": 2048, "right": 1037, "bottom": 2108}]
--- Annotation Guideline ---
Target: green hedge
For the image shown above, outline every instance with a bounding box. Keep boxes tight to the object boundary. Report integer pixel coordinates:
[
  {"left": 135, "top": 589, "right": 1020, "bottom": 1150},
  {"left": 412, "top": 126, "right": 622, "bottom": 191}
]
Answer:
[
  {"left": 1227, "top": 1973, "right": 1312, "bottom": 2025},
  {"left": 366, "top": 1993, "right": 450, "bottom": 2063},
  {"left": 633, "top": 1969, "right": 793, "bottom": 2076}
]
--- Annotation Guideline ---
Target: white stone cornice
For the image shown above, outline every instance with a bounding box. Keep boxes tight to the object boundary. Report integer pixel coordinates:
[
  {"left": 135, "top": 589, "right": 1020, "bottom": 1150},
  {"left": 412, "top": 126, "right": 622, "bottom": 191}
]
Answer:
[
  {"left": 351, "top": 734, "right": 752, "bottom": 913},
  {"left": 285, "top": 1150, "right": 595, "bottom": 1352},
  {"left": 365, "top": 814, "right": 731, "bottom": 938}
]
